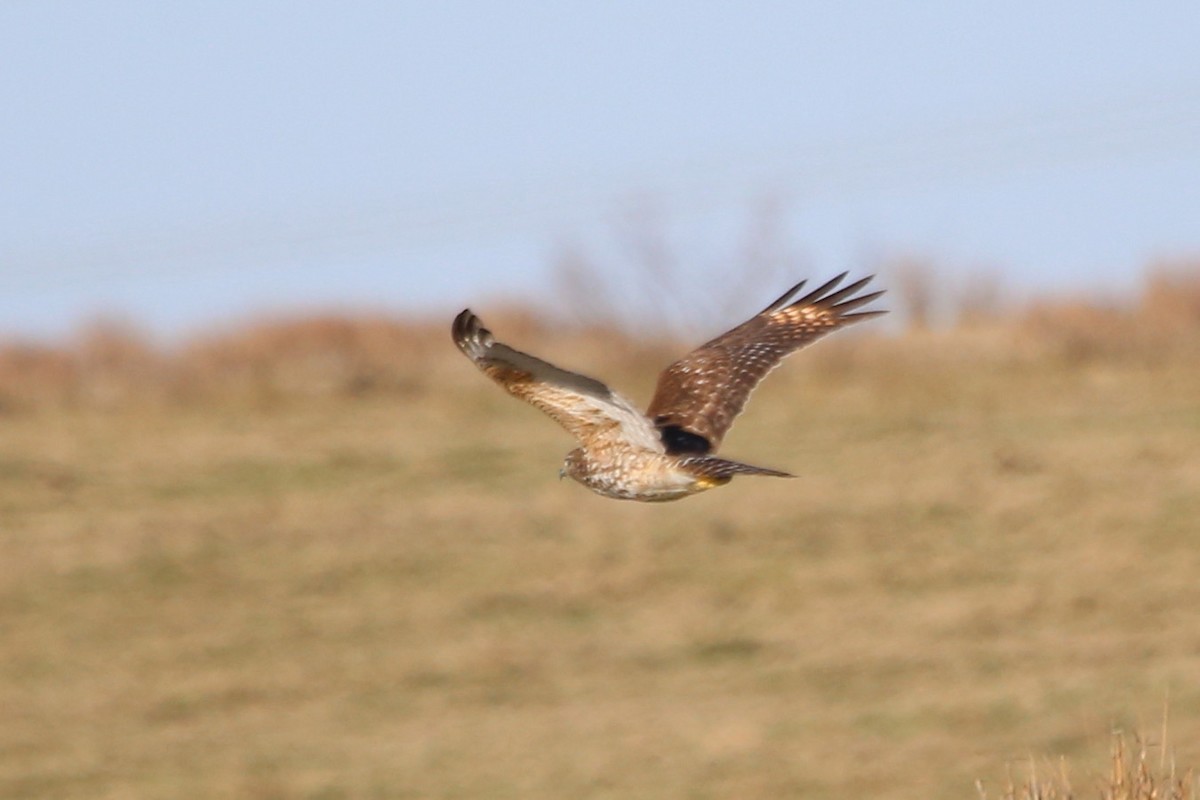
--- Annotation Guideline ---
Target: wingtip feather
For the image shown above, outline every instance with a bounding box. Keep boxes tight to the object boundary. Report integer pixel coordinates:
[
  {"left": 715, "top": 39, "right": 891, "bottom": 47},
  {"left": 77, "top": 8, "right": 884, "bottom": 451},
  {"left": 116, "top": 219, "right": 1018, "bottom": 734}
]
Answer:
[
  {"left": 763, "top": 279, "right": 808, "bottom": 313},
  {"left": 791, "top": 272, "right": 848, "bottom": 307},
  {"left": 840, "top": 309, "right": 889, "bottom": 324},
  {"left": 829, "top": 289, "right": 886, "bottom": 314},
  {"left": 451, "top": 308, "right": 493, "bottom": 358},
  {"left": 778, "top": 273, "right": 885, "bottom": 318}
]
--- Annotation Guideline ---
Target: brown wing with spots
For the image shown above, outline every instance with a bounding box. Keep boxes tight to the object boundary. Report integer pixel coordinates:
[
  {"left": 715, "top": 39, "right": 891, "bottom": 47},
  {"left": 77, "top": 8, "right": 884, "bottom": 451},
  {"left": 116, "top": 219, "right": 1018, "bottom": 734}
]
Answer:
[
  {"left": 645, "top": 273, "right": 886, "bottom": 453},
  {"left": 452, "top": 310, "right": 660, "bottom": 452}
]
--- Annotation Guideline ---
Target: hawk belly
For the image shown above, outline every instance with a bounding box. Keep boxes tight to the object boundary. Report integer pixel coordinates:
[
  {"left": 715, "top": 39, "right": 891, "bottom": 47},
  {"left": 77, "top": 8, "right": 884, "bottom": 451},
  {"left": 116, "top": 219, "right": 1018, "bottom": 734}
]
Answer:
[{"left": 567, "top": 452, "right": 719, "bottom": 502}]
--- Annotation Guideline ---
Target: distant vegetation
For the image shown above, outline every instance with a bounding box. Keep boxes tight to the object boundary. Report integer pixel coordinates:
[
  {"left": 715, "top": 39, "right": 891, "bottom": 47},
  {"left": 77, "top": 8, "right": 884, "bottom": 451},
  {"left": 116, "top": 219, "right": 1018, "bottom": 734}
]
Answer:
[{"left": 1, "top": 261, "right": 1198, "bottom": 412}]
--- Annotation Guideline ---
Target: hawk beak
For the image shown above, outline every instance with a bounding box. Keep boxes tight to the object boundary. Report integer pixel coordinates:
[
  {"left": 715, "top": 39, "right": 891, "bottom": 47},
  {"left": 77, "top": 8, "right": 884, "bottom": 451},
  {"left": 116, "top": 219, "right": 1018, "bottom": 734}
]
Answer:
[{"left": 558, "top": 466, "right": 566, "bottom": 481}]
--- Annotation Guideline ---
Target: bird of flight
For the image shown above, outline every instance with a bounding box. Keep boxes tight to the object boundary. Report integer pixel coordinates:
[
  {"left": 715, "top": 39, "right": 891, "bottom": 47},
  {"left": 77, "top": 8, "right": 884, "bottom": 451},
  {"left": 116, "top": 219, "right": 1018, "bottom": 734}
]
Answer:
[{"left": 453, "top": 273, "right": 885, "bottom": 502}]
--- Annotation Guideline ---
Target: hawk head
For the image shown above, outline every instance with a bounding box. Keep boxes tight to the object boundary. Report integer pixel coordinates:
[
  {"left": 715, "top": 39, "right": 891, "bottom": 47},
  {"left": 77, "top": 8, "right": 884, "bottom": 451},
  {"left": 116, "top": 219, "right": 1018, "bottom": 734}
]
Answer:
[{"left": 560, "top": 447, "right": 587, "bottom": 484}]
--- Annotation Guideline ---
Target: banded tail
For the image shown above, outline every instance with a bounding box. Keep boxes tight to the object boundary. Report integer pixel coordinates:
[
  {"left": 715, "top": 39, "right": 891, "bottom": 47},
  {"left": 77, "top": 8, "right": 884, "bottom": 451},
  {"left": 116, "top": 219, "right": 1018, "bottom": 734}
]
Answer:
[{"left": 679, "top": 455, "right": 794, "bottom": 483}]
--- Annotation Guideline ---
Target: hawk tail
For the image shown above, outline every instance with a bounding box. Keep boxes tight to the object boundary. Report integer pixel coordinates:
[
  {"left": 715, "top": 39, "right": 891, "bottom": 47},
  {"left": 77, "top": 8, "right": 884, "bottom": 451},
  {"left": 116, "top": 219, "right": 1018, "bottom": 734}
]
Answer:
[{"left": 679, "top": 455, "right": 794, "bottom": 481}]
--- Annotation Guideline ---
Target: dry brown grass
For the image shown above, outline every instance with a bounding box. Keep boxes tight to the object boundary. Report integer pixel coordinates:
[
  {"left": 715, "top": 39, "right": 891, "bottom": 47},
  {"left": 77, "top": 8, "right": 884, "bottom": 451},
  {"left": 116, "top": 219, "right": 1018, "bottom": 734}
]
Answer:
[
  {"left": 985, "top": 731, "right": 1198, "bottom": 800},
  {"left": 2, "top": 268, "right": 1200, "bottom": 798}
]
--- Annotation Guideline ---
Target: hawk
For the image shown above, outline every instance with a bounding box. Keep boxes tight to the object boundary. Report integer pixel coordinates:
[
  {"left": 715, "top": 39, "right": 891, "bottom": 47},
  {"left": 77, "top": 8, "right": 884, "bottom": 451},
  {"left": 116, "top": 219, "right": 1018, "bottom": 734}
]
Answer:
[{"left": 452, "top": 273, "right": 885, "bottom": 502}]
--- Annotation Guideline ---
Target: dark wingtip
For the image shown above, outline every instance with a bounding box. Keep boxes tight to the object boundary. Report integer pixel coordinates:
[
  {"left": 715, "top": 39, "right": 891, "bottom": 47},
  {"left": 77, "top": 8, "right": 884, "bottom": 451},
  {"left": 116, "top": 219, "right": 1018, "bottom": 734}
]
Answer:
[
  {"left": 763, "top": 279, "right": 808, "bottom": 313},
  {"left": 452, "top": 308, "right": 492, "bottom": 356},
  {"left": 777, "top": 272, "right": 887, "bottom": 319},
  {"left": 841, "top": 309, "right": 890, "bottom": 324},
  {"left": 831, "top": 289, "right": 886, "bottom": 315},
  {"left": 764, "top": 273, "right": 888, "bottom": 319}
]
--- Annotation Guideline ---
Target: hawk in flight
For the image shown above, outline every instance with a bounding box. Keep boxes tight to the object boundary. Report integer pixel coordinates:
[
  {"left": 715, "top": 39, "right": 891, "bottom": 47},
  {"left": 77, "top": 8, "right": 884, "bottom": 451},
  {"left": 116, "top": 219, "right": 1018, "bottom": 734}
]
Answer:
[{"left": 453, "top": 273, "right": 885, "bottom": 502}]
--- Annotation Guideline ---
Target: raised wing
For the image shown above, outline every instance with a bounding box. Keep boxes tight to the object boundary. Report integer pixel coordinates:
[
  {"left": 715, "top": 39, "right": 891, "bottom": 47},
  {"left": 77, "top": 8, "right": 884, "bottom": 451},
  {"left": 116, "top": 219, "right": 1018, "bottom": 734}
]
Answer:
[
  {"left": 452, "top": 310, "right": 661, "bottom": 452},
  {"left": 645, "top": 273, "right": 885, "bottom": 454}
]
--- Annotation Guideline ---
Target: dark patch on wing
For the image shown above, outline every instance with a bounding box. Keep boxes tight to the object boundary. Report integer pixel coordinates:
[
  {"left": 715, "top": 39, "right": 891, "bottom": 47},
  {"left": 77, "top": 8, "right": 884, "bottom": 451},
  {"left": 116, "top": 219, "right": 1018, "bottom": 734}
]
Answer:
[{"left": 658, "top": 424, "right": 712, "bottom": 455}]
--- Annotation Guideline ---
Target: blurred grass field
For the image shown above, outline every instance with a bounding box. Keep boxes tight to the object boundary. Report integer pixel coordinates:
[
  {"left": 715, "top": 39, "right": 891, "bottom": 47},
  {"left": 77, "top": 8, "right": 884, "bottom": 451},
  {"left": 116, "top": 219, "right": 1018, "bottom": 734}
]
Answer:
[{"left": 2, "top": 272, "right": 1200, "bottom": 799}]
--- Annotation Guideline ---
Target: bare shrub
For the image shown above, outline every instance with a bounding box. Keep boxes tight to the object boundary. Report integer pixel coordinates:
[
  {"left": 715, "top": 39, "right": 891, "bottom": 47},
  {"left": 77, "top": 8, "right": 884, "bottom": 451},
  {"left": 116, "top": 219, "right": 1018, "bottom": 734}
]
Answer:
[
  {"left": 178, "top": 315, "right": 443, "bottom": 401},
  {"left": 1020, "top": 261, "right": 1200, "bottom": 364},
  {"left": 1021, "top": 300, "right": 1132, "bottom": 364},
  {"left": 74, "top": 318, "right": 165, "bottom": 407},
  {"left": 0, "top": 341, "right": 78, "bottom": 411},
  {"left": 553, "top": 196, "right": 804, "bottom": 342},
  {"left": 890, "top": 258, "right": 940, "bottom": 331},
  {"left": 957, "top": 269, "right": 1007, "bottom": 327},
  {"left": 1141, "top": 260, "right": 1200, "bottom": 333}
]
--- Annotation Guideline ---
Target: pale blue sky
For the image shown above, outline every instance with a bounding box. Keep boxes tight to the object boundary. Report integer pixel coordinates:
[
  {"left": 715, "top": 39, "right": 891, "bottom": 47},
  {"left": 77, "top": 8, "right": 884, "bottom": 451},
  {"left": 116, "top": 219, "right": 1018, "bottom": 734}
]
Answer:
[{"left": 2, "top": 2, "right": 1199, "bottom": 339}]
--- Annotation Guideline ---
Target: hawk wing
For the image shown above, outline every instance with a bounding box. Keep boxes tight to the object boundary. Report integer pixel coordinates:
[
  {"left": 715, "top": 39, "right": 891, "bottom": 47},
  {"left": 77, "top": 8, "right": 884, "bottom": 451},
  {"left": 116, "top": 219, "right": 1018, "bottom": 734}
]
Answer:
[
  {"left": 452, "top": 310, "right": 661, "bottom": 453},
  {"left": 645, "top": 273, "right": 886, "bottom": 454}
]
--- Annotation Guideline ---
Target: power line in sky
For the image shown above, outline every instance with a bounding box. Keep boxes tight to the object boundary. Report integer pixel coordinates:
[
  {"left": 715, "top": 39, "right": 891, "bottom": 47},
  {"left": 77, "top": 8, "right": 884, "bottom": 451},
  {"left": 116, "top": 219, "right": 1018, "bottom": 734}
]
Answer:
[{"left": 4, "top": 85, "right": 1199, "bottom": 292}]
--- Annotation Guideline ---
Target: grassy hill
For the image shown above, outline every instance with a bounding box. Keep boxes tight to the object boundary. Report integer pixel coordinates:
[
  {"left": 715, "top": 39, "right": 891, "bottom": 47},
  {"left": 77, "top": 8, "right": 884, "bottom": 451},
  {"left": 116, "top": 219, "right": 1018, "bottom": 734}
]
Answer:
[{"left": 2, "top": 277, "right": 1199, "bottom": 798}]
